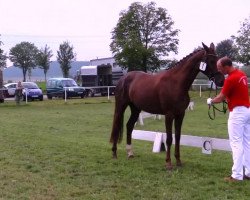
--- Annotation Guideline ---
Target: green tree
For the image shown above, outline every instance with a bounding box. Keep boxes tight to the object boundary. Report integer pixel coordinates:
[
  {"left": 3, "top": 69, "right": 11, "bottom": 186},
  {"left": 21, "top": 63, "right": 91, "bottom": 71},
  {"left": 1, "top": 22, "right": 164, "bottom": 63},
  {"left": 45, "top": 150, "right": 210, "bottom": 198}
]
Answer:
[
  {"left": 232, "top": 16, "right": 250, "bottom": 66},
  {"left": 0, "top": 37, "right": 7, "bottom": 102},
  {"left": 110, "top": 1, "right": 179, "bottom": 72},
  {"left": 36, "top": 44, "right": 53, "bottom": 82},
  {"left": 57, "top": 41, "right": 76, "bottom": 78},
  {"left": 0, "top": 38, "right": 7, "bottom": 70},
  {"left": 216, "top": 39, "right": 238, "bottom": 59},
  {"left": 9, "top": 42, "right": 39, "bottom": 82},
  {"left": 241, "top": 66, "right": 250, "bottom": 78}
]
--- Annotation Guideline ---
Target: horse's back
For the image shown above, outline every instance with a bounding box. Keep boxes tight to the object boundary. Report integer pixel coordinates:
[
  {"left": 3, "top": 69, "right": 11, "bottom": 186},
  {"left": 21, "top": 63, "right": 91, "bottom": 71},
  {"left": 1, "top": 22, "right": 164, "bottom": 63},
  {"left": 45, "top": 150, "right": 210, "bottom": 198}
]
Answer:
[{"left": 115, "top": 71, "right": 150, "bottom": 93}]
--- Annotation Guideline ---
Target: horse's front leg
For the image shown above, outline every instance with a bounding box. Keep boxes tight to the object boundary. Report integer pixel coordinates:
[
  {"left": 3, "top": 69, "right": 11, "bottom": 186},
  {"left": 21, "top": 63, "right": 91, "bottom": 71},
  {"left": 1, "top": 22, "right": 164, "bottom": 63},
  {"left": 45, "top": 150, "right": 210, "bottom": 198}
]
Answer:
[
  {"left": 126, "top": 104, "right": 140, "bottom": 158},
  {"left": 174, "top": 112, "right": 185, "bottom": 167},
  {"left": 165, "top": 115, "right": 174, "bottom": 170},
  {"left": 112, "top": 143, "right": 118, "bottom": 159}
]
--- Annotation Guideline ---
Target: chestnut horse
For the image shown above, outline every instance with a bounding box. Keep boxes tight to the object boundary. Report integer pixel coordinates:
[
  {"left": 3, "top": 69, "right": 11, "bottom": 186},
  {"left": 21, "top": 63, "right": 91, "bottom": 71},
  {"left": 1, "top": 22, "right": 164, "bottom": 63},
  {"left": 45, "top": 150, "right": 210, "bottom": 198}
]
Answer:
[{"left": 110, "top": 43, "right": 224, "bottom": 169}]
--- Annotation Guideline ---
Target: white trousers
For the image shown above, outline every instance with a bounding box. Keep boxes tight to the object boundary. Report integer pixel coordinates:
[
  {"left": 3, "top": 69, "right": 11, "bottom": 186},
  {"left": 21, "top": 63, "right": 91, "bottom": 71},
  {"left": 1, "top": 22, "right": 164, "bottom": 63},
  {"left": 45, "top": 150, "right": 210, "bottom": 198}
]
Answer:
[{"left": 228, "top": 106, "right": 250, "bottom": 180}]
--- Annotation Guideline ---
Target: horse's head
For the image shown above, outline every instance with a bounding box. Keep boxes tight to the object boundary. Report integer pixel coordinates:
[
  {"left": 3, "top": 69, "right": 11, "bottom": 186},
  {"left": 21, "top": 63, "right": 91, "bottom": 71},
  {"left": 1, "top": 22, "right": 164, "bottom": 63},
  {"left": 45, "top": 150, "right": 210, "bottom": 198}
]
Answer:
[{"left": 199, "top": 43, "right": 224, "bottom": 87}]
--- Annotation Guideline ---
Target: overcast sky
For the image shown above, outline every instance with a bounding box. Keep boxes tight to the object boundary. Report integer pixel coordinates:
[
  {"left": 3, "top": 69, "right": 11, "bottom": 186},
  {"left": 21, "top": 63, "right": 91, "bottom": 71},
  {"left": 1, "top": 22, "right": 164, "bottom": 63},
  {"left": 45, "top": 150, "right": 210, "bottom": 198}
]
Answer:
[{"left": 1, "top": 0, "right": 250, "bottom": 66}]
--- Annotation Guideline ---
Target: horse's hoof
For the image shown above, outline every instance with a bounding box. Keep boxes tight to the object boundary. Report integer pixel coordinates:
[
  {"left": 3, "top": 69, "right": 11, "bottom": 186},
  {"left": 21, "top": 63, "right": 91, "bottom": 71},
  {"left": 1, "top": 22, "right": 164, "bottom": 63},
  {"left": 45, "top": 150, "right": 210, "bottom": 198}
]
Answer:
[
  {"left": 112, "top": 154, "right": 118, "bottom": 159},
  {"left": 127, "top": 154, "right": 134, "bottom": 159},
  {"left": 165, "top": 163, "right": 173, "bottom": 170},
  {"left": 176, "top": 160, "right": 182, "bottom": 167},
  {"left": 126, "top": 149, "right": 134, "bottom": 159}
]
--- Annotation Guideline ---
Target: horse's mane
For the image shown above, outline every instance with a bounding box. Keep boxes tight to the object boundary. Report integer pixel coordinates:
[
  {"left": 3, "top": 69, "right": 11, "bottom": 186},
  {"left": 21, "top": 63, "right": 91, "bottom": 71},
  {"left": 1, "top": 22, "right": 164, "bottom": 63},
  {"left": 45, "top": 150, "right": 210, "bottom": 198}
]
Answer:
[{"left": 166, "top": 48, "right": 203, "bottom": 70}]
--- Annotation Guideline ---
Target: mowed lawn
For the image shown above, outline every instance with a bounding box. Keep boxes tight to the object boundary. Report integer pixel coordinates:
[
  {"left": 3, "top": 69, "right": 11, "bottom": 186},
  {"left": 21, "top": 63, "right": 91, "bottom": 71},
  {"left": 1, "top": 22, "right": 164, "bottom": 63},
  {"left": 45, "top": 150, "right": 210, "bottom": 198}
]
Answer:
[{"left": 0, "top": 96, "right": 249, "bottom": 200}]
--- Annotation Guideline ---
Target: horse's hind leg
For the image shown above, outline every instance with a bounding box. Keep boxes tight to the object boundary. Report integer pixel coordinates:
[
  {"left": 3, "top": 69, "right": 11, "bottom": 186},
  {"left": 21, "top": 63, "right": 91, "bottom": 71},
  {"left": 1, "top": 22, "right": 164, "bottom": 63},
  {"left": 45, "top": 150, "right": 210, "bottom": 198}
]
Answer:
[
  {"left": 126, "top": 103, "right": 140, "bottom": 158},
  {"left": 174, "top": 112, "right": 185, "bottom": 167}
]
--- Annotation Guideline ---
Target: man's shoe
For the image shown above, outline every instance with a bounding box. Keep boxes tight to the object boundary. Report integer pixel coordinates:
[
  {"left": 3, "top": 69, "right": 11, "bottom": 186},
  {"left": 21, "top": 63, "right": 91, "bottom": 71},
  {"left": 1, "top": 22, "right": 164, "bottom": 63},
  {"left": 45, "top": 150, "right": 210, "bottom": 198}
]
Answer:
[
  {"left": 243, "top": 175, "right": 250, "bottom": 180},
  {"left": 224, "top": 176, "right": 240, "bottom": 182}
]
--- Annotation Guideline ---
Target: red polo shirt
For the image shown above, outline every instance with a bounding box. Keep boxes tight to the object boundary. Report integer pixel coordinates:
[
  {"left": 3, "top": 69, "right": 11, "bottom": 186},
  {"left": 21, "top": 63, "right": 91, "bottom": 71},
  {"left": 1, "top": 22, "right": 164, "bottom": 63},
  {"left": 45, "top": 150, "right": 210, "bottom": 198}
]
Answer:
[{"left": 221, "top": 69, "right": 250, "bottom": 111}]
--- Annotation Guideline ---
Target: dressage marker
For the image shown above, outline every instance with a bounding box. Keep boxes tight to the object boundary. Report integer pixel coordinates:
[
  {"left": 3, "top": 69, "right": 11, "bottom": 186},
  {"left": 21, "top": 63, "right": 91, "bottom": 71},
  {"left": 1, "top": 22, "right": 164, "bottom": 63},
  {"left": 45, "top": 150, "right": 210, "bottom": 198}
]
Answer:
[
  {"left": 187, "top": 101, "right": 194, "bottom": 111},
  {"left": 132, "top": 130, "right": 231, "bottom": 154},
  {"left": 137, "top": 112, "right": 162, "bottom": 126}
]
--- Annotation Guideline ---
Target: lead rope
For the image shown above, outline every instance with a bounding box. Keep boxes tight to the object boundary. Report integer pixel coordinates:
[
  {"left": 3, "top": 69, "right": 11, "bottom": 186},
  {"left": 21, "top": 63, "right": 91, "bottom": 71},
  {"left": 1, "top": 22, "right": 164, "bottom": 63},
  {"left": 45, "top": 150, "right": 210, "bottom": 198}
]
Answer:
[{"left": 208, "top": 81, "right": 227, "bottom": 120}]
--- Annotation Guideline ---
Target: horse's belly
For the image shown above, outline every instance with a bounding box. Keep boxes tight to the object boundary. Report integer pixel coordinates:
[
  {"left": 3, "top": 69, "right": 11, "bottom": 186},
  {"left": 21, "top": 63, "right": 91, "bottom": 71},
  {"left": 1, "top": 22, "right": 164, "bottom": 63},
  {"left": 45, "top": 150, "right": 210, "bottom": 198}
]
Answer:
[
  {"left": 132, "top": 95, "right": 164, "bottom": 114},
  {"left": 133, "top": 95, "right": 188, "bottom": 115}
]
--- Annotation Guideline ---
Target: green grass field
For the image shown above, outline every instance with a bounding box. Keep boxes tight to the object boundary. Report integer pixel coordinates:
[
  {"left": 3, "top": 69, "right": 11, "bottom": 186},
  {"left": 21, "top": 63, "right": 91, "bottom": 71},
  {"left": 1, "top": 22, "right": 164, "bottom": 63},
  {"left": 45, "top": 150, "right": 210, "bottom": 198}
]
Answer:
[{"left": 0, "top": 96, "right": 249, "bottom": 199}]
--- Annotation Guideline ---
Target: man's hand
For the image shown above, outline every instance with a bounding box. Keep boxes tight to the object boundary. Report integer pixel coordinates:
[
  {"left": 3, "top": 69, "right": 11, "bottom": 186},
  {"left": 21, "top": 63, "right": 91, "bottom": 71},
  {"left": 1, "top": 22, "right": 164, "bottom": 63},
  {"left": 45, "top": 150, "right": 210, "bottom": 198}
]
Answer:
[{"left": 207, "top": 98, "right": 213, "bottom": 105}]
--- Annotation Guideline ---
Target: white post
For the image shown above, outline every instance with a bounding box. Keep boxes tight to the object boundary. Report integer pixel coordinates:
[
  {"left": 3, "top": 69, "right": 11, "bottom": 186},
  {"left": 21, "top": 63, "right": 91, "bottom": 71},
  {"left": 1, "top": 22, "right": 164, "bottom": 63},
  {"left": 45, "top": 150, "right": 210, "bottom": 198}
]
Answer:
[
  {"left": 138, "top": 113, "right": 144, "bottom": 126},
  {"left": 25, "top": 89, "right": 28, "bottom": 104},
  {"left": 199, "top": 85, "right": 202, "bottom": 97},
  {"left": 108, "top": 86, "right": 110, "bottom": 100},
  {"left": 64, "top": 88, "right": 67, "bottom": 102},
  {"left": 152, "top": 132, "right": 163, "bottom": 153}
]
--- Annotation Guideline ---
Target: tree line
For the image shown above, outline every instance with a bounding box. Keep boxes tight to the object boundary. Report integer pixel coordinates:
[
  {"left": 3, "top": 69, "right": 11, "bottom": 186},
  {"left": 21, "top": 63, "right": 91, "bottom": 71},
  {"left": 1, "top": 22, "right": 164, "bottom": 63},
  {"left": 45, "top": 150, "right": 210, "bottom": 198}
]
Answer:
[{"left": 0, "top": 40, "right": 75, "bottom": 82}]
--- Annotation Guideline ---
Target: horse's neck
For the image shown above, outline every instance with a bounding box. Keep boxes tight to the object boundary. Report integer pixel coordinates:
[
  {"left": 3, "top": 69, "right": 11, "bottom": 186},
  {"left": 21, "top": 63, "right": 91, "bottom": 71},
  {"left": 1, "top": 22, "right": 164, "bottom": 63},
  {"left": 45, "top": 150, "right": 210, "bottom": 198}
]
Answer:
[{"left": 172, "top": 50, "right": 204, "bottom": 91}]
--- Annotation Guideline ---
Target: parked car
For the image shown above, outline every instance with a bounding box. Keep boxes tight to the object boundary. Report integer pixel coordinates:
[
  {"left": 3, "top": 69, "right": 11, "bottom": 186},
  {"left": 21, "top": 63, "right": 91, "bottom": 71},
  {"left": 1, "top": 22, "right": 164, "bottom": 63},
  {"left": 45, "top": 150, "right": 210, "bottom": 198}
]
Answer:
[
  {"left": 0, "top": 87, "right": 8, "bottom": 100},
  {"left": 0, "top": 94, "right": 4, "bottom": 103},
  {"left": 22, "top": 82, "right": 43, "bottom": 101},
  {"left": 46, "top": 78, "right": 86, "bottom": 99},
  {"left": 3, "top": 83, "right": 17, "bottom": 97}
]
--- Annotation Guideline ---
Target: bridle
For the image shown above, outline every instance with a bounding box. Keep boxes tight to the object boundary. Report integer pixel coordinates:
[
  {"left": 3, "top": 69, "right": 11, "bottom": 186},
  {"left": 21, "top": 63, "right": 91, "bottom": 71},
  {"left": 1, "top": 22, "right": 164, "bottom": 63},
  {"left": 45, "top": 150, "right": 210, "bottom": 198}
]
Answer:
[
  {"left": 201, "top": 52, "right": 218, "bottom": 81},
  {"left": 207, "top": 81, "right": 227, "bottom": 120},
  {"left": 201, "top": 51, "right": 227, "bottom": 120}
]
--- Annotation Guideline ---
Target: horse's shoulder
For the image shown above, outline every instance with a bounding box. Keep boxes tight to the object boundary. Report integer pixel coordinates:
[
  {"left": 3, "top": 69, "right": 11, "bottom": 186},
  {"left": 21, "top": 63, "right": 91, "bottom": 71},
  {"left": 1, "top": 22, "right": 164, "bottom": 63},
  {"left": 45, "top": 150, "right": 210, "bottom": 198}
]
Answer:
[{"left": 157, "top": 71, "right": 172, "bottom": 81}]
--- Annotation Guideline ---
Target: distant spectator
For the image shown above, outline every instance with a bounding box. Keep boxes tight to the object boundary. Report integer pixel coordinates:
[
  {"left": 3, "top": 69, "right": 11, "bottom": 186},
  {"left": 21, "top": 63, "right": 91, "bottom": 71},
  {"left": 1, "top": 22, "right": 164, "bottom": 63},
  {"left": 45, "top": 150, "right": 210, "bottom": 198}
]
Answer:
[{"left": 15, "top": 81, "right": 23, "bottom": 105}]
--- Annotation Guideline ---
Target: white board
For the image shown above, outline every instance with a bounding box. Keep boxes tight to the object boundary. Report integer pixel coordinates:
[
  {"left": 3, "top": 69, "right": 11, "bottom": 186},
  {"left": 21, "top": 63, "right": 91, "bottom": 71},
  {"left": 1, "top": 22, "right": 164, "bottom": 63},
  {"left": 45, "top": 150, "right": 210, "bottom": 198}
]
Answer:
[{"left": 132, "top": 130, "right": 231, "bottom": 153}]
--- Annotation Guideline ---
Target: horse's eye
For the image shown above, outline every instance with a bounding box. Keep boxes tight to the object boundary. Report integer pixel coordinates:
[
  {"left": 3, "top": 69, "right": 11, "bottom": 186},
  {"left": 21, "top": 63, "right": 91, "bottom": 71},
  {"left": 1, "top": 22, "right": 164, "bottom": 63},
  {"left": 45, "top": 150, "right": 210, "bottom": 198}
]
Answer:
[{"left": 209, "top": 60, "right": 216, "bottom": 66}]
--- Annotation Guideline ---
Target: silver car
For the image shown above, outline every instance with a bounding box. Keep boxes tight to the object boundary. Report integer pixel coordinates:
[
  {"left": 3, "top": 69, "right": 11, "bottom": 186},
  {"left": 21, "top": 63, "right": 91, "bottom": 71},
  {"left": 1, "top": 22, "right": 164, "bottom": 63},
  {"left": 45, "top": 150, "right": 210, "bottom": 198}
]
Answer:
[{"left": 3, "top": 83, "right": 17, "bottom": 97}]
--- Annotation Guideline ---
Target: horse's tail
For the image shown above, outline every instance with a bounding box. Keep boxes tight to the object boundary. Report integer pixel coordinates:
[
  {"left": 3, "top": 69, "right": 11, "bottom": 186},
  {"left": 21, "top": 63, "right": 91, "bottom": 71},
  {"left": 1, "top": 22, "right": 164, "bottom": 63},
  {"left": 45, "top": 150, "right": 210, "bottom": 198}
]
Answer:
[
  {"left": 109, "top": 103, "right": 124, "bottom": 144},
  {"left": 110, "top": 76, "right": 127, "bottom": 144}
]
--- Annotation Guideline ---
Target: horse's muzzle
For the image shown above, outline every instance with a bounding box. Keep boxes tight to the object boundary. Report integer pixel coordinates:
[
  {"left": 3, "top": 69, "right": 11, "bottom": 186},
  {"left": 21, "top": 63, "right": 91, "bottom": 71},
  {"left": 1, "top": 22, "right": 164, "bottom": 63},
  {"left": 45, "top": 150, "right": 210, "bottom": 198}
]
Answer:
[{"left": 211, "top": 73, "right": 225, "bottom": 87}]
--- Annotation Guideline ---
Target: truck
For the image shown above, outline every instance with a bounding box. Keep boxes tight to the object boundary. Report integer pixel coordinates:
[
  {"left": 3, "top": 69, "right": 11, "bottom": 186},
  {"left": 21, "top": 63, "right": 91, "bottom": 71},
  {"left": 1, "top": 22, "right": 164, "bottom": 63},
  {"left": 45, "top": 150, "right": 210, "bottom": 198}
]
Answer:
[{"left": 81, "top": 64, "right": 124, "bottom": 97}]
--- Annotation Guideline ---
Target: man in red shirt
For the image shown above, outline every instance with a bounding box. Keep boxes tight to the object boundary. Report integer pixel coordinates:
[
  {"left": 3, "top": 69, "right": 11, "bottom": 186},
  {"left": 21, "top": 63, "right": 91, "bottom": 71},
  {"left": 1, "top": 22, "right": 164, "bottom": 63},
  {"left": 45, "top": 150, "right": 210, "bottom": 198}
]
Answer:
[{"left": 207, "top": 56, "right": 250, "bottom": 182}]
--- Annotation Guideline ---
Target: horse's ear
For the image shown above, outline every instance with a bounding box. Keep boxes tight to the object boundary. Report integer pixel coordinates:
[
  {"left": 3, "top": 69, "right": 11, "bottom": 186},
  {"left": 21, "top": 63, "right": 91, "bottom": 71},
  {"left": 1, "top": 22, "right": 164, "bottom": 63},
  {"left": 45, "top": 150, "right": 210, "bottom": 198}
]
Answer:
[
  {"left": 210, "top": 43, "right": 215, "bottom": 50},
  {"left": 202, "top": 42, "right": 209, "bottom": 51}
]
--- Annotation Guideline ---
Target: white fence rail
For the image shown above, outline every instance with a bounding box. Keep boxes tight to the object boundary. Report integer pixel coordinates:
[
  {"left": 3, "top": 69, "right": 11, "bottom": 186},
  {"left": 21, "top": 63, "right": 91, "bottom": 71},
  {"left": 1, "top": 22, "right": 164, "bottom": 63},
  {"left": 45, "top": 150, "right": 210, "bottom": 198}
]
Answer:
[{"left": 62, "top": 86, "right": 116, "bottom": 102}]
